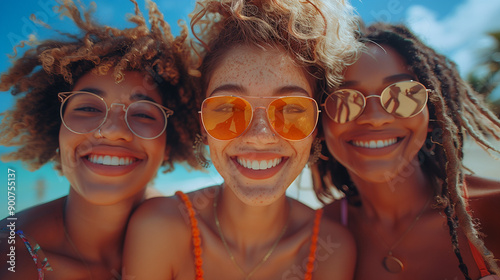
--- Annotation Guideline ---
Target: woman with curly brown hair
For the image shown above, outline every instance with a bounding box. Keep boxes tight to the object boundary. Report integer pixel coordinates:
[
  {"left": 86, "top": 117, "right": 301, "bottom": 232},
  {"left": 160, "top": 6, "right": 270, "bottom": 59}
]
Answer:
[
  {"left": 123, "top": 0, "right": 361, "bottom": 279},
  {"left": 0, "top": 0, "right": 199, "bottom": 279},
  {"left": 313, "top": 22, "right": 500, "bottom": 280}
]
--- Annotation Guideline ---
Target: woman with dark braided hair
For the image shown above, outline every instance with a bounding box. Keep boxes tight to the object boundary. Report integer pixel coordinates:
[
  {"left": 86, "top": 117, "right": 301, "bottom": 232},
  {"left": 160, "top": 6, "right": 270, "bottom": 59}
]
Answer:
[
  {"left": 313, "top": 22, "right": 500, "bottom": 280},
  {"left": 0, "top": 0, "right": 199, "bottom": 279}
]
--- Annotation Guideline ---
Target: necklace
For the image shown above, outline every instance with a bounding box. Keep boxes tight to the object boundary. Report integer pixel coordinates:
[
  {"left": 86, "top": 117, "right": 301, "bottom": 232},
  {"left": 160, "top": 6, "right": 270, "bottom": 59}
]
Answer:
[
  {"left": 213, "top": 190, "right": 289, "bottom": 280},
  {"left": 62, "top": 197, "right": 94, "bottom": 279},
  {"left": 376, "top": 195, "right": 433, "bottom": 274}
]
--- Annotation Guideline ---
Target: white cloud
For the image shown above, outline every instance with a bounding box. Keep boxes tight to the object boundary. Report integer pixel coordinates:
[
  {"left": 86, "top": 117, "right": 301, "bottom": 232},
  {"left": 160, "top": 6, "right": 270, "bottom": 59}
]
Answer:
[{"left": 405, "top": 0, "right": 500, "bottom": 78}]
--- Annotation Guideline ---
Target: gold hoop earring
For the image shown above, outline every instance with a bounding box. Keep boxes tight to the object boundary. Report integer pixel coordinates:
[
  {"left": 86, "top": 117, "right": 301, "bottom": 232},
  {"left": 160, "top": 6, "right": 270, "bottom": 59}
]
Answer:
[
  {"left": 194, "top": 134, "right": 211, "bottom": 168},
  {"left": 308, "top": 138, "right": 323, "bottom": 166}
]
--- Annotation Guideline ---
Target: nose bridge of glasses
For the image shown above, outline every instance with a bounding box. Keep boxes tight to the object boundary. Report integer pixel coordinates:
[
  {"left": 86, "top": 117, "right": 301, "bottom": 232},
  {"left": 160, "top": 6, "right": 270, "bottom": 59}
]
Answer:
[
  {"left": 100, "top": 102, "right": 128, "bottom": 130},
  {"left": 109, "top": 102, "right": 127, "bottom": 112}
]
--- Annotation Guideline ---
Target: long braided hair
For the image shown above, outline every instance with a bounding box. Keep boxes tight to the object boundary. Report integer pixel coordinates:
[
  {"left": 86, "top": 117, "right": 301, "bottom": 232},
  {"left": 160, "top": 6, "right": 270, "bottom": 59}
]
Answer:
[{"left": 313, "top": 22, "right": 500, "bottom": 278}]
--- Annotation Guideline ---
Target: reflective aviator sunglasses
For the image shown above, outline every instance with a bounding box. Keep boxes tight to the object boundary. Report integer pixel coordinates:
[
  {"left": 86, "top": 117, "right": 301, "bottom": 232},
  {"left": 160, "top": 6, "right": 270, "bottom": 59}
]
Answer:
[
  {"left": 58, "top": 91, "right": 173, "bottom": 139},
  {"left": 200, "top": 95, "right": 320, "bottom": 141},
  {"left": 322, "top": 80, "right": 431, "bottom": 123}
]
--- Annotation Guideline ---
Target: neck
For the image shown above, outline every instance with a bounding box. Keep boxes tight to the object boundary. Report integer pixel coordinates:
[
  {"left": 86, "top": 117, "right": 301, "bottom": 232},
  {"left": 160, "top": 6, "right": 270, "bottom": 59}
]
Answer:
[
  {"left": 215, "top": 185, "right": 289, "bottom": 249},
  {"left": 63, "top": 188, "right": 145, "bottom": 263},
  {"left": 349, "top": 160, "right": 434, "bottom": 224}
]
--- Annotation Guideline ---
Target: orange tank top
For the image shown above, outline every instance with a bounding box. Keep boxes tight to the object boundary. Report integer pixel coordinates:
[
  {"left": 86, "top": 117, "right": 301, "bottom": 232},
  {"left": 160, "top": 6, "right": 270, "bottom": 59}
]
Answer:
[{"left": 175, "top": 191, "right": 323, "bottom": 280}]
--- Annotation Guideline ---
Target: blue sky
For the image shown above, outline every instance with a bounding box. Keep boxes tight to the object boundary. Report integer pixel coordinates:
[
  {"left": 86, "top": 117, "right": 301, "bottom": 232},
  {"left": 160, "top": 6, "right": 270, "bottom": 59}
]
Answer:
[{"left": 1, "top": 0, "right": 500, "bottom": 216}]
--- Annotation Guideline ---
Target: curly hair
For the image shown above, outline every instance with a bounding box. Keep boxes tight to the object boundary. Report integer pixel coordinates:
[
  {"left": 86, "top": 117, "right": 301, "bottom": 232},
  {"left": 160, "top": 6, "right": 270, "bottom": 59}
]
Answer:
[
  {"left": 313, "top": 22, "right": 500, "bottom": 278},
  {"left": 189, "top": 0, "right": 362, "bottom": 100},
  {"left": 0, "top": 0, "right": 201, "bottom": 173}
]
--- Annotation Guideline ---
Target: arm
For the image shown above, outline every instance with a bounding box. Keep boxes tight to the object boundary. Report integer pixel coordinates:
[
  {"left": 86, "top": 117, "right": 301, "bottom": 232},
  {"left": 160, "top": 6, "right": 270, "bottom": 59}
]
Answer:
[{"left": 122, "top": 197, "right": 190, "bottom": 280}]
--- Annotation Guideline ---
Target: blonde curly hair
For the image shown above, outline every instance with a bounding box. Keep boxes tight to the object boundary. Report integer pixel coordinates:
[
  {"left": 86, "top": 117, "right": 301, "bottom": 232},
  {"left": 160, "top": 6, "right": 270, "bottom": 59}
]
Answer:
[
  {"left": 190, "top": 0, "right": 362, "bottom": 98},
  {"left": 0, "top": 0, "right": 200, "bottom": 172}
]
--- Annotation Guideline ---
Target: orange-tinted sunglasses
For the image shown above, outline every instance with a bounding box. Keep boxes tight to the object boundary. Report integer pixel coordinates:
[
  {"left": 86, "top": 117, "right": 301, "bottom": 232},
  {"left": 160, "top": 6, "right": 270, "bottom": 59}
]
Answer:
[{"left": 200, "top": 95, "right": 319, "bottom": 141}]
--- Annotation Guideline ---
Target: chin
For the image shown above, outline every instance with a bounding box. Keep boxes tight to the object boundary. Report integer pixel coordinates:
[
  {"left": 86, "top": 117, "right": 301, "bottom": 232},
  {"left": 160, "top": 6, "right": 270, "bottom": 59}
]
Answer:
[{"left": 230, "top": 183, "right": 287, "bottom": 206}]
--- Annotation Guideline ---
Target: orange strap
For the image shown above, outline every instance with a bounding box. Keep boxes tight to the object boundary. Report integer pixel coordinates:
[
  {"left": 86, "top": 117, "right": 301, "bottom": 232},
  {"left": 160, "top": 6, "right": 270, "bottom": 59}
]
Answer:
[
  {"left": 175, "top": 191, "right": 204, "bottom": 280},
  {"left": 304, "top": 208, "right": 323, "bottom": 280},
  {"left": 462, "top": 183, "right": 491, "bottom": 277}
]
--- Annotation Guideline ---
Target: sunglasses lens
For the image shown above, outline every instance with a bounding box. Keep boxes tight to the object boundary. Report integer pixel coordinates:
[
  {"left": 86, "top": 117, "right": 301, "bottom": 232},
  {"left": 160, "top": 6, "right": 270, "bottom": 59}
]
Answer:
[
  {"left": 201, "top": 96, "right": 252, "bottom": 140},
  {"left": 268, "top": 97, "right": 318, "bottom": 140},
  {"left": 61, "top": 92, "right": 107, "bottom": 133},
  {"left": 127, "top": 101, "right": 167, "bottom": 139},
  {"left": 325, "top": 90, "right": 365, "bottom": 123},
  {"left": 380, "top": 81, "right": 428, "bottom": 118}
]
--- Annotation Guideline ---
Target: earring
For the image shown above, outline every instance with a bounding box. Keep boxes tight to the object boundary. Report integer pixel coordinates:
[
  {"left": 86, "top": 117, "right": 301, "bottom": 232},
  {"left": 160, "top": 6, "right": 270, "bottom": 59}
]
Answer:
[
  {"left": 308, "top": 138, "right": 323, "bottom": 166},
  {"left": 194, "top": 134, "right": 211, "bottom": 168}
]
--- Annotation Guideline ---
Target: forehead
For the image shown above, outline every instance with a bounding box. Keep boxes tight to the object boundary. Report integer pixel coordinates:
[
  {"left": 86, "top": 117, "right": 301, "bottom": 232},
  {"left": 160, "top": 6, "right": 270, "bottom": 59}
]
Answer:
[
  {"left": 72, "top": 71, "right": 162, "bottom": 102},
  {"left": 343, "top": 43, "right": 413, "bottom": 81},
  {"left": 207, "top": 45, "right": 314, "bottom": 97}
]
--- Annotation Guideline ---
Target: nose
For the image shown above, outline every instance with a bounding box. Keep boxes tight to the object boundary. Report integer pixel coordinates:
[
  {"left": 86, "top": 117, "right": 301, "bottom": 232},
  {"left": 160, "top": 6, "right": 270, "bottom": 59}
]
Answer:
[
  {"left": 97, "top": 104, "right": 134, "bottom": 141},
  {"left": 355, "top": 96, "right": 395, "bottom": 127},
  {"left": 241, "top": 107, "right": 279, "bottom": 144}
]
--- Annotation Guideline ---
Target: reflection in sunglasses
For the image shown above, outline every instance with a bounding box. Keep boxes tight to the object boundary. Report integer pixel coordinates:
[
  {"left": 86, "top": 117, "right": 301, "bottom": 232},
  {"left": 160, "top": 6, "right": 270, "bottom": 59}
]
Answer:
[
  {"left": 200, "top": 96, "right": 319, "bottom": 141},
  {"left": 323, "top": 80, "right": 430, "bottom": 123}
]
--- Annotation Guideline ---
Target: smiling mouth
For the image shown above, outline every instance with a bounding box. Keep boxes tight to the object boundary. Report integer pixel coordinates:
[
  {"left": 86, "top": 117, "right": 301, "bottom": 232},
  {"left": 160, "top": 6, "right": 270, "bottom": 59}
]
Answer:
[
  {"left": 236, "top": 157, "right": 283, "bottom": 170},
  {"left": 87, "top": 154, "right": 138, "bottom": 166},
  {"left": 351, "top": 138, "right": 400, "bottom": 149}
]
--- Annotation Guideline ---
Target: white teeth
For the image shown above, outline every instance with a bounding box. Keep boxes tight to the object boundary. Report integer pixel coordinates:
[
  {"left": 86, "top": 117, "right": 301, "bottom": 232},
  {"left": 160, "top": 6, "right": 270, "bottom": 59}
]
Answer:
[
  {"left": 352, "top": 138, "right": 398, "bottom": 149},
  {"left": 237, "top": 157, "right": 282, "bottom": 170},
  {"left": 88, "top": 155, "right": 135, "bottom": 166}
]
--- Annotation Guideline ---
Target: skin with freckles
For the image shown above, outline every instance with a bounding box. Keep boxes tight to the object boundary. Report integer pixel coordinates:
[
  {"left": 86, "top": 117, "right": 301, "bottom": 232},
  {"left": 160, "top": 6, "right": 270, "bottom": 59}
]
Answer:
[
  {"left": 205, "top": 46, "right": 315, "bottom": 206},
  {"left": 123, "top": 45, "right": 356, "bottom": 280}
]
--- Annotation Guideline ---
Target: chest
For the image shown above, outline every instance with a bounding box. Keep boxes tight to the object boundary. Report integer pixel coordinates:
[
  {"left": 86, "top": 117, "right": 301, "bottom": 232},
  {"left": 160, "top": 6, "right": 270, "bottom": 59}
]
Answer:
[
  {"left": 351, "top": 213, "right": 481, "bottom": 280},
  {"left": 174, "top": 224, "right": 314, "bottom": 280}
]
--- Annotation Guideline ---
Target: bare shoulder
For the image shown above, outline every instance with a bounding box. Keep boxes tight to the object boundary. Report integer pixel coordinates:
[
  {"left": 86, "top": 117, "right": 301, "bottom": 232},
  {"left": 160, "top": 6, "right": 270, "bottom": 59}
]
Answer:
[
  {"left": 0, "top": 196, "right": 65, "bottom": 229},
  {"left": 128, "top": 195, "right": 191, "bottom": 235},
  {"left": 312, "top": 209, "right": 356, "bottom": 280},
  {"left": 288, "top": 199, "right": 355, "bottom": 280},
  {"left": 465, "top": 175, "right": 500, "bottom": 262},
  {"left": 465, "top": 174, "right": 500, "bottom": 198},
  {"left": 465, "top": 175, "right": 500, "bottom": 219},
  {"left": 123, "top": 194, "right": 196, "bottom": 279},
  {"left": 0, "top": 197, "right": 65, "bottom": 279},
  {"left": 321, "top": 199, "right": 343, "bottom": 224}
]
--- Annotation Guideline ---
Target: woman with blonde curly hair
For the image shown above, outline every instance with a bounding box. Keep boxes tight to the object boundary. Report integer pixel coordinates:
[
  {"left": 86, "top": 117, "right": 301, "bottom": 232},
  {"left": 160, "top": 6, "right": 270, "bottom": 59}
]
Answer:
[
  {"left": 123, "top": 0, "right": 361, "bottom": 279},
  {"left": 0, "top": 0, "right": 199, "bottom": 279},
  {"left": 313, "top": 22, "right": 500, "bottom": 279}
]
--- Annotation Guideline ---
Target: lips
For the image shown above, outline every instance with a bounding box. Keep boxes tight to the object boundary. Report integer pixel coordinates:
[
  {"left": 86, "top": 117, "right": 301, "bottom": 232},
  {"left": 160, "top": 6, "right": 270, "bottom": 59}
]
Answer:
[
  {"left": 236, "top": 157, "right": 283, "bottom": 170},
  {"left": 232, "top": 154, "right": 287, "bottom": 180},
  {"left": 351, "top": 138, "right": 399, "bottom": 149},
  {"left": 87, "top": 154, "right": 137, "bottom": 166},
  {"left": 78, "top": 146, "right": 144, "bottom": 177}
]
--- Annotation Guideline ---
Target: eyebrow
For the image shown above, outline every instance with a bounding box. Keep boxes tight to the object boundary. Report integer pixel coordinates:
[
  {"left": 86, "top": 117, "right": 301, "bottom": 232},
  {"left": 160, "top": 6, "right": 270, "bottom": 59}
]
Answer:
[
  {"left": 275, "top": 85, "right": 310, "bottom": 96},
  {"left": 209, "top": 84, "right": 310, "bottom": 97},
  {"left": 209, "top": 84, "right": 245, "bottom": 97},
  {"left": 77, "top": 87, "right": 157, "bottom": 103},
  {"left": 340, "top": 73, "right": 417, "bottom": 88},
  {"left": 382, "top": 73, "right": 416, "bottom": 84}
]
